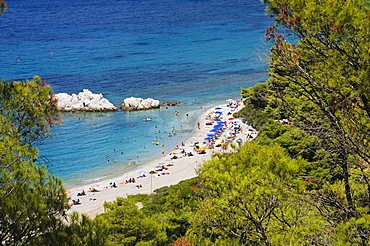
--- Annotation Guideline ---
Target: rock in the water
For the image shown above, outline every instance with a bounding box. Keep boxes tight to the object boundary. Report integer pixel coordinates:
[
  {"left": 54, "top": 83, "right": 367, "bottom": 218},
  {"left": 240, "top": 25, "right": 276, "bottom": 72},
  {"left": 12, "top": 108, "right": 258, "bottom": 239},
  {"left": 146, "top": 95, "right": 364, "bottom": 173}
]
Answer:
[
  {"left": 121, "top": 97, "right": 160, "bottom": 111},
  {"left": 160, "top": 101, "right": 182, "bottom": 107},
  {"left": 55, "top": 89, "right": 117, "bottom": 112}
]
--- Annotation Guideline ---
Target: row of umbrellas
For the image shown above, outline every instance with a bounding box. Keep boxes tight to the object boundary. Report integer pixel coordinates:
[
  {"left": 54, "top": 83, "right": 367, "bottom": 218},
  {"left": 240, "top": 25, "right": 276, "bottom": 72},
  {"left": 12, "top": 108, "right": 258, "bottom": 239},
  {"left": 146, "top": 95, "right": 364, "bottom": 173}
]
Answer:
[
  {"left": 204, "top": 105, "right": 237, "bottom": 141},
  {"left": 204, "top": 108, "right": 226, "bottom": 141}
]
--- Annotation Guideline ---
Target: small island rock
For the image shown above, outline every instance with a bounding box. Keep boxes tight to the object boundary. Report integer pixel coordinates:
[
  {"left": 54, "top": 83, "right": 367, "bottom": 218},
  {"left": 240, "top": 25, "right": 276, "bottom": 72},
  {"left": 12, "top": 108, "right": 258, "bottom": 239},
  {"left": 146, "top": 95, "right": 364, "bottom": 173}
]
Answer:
[
  {"left": 121, "top": 97, "right": 160, "bottom": 111},
  {"left": 55, "top": 89, "right": 117, "bottom": 112}
]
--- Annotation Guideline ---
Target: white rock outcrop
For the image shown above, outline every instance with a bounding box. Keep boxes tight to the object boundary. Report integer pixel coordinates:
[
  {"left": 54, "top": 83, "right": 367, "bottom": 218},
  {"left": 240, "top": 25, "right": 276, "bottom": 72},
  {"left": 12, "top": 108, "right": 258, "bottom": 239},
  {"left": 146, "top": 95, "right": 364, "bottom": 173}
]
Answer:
[
  {"left": 55, "top": 89, "right": 117, "bottom": 112},
  {"left": 121, "top": 97, "right": 160, "bottom": 111}
]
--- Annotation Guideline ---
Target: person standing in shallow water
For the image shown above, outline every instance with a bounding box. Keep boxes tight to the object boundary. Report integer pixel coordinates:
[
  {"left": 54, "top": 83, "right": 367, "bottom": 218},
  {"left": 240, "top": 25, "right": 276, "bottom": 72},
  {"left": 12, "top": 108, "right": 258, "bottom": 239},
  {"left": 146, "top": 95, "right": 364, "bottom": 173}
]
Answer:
[{"left": 197, "top": 122, "right": 200, "bottom": 129}]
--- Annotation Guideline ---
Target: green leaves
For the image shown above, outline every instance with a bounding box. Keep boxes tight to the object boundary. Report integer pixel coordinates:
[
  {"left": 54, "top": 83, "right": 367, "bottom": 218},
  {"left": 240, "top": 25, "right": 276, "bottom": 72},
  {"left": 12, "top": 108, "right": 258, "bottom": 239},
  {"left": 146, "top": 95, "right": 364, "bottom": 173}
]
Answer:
[
  {"left": 0, "top": 77, "right": 67, "bottom": 245},
  {"left": 187, "top": 143, "right": 313, "bottom": 245},
  {"left": 0, "top": 76, "right": 60, "bottom": 146},
  {"left": 248, "top": 0, "right": 370, "bottom": 243},
  {"left": 94, "top": 178, "right": 199, "bottom": 245},
  {"left": 265, "top": 0, "right": 370, "bottom": 164}
]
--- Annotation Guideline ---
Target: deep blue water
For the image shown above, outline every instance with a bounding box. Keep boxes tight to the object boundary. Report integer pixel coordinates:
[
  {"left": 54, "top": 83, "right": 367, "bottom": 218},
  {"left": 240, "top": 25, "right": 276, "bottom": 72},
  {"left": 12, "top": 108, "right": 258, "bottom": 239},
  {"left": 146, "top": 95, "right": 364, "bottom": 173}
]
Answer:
[{"left": 0, "top": 0, "right": 271, "bottom": 187}]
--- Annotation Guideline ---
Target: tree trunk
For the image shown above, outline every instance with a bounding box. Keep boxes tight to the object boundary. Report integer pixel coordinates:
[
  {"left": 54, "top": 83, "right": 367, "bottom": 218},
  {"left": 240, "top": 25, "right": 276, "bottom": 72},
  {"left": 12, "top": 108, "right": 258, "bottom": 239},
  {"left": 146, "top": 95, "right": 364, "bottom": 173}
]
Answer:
[{"left": 341, "top": 159, "right": 354, "bottom": 218}]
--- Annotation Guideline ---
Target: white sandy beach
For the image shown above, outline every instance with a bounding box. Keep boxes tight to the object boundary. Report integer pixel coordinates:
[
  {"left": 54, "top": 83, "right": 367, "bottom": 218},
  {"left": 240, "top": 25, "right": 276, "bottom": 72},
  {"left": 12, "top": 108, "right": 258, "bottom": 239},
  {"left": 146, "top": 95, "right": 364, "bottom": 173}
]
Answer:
[{"left": 68, "top": 101, "right": 258, "bottom": 217}]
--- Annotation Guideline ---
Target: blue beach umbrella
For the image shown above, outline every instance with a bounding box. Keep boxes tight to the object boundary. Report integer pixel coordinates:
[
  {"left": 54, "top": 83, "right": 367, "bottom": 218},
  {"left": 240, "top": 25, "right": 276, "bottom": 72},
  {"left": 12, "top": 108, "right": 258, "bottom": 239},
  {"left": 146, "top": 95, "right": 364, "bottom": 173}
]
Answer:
[
  {"left": 215, "top": 107, "right": 222, "bottom": 110},
  {"left": 207, "top": 133, "right": 216, "bottom": 137},
  {"left": 210, "top": 128, "right": 218, "bottom": 132},
  {"left": 215, "top": 111, "right": 222, "bottom": 114},
  {"left": 204, "top": 137, "right": 213, "bottom": 140}
]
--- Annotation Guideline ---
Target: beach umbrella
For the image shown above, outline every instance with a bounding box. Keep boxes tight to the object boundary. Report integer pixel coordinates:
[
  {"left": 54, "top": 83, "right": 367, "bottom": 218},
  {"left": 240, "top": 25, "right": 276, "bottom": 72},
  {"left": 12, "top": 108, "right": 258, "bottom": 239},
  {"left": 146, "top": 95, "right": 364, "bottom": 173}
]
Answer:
[
  {"left": 228, "top": 117, "right": 235, "bottom": 120},
  {"left": 207, "top": 133, "right": 215, "bottom": 137},
  {"left": 215, "top": 107, "right": 222, "bottom": 110},
  {"left": 210, "top": 128, "right": 218, "bottom": 132},
  {"left": 215, "top": 111, "right": 222, "bottom": 114},
  {"left": 204, "top": 137, "right": 213, "bottom": 140}
]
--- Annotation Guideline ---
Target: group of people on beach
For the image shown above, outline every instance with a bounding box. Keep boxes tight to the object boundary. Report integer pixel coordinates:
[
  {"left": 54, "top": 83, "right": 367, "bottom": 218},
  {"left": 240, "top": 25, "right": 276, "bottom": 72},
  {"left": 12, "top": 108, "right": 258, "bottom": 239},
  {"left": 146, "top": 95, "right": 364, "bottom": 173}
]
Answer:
[{"left": 124, "top": 178, "right": 136, "bottom": 184}]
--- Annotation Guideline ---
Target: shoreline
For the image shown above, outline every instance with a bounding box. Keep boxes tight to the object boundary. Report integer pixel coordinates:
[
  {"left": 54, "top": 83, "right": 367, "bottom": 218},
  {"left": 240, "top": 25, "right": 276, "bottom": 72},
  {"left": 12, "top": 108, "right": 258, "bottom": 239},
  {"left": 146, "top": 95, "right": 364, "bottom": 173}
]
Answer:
[
  {"left": 68, "top": 101, "right": 257, "bottom": 217},
  {"left": 62, "top": 105, "right": 208, "bottom": 189}
]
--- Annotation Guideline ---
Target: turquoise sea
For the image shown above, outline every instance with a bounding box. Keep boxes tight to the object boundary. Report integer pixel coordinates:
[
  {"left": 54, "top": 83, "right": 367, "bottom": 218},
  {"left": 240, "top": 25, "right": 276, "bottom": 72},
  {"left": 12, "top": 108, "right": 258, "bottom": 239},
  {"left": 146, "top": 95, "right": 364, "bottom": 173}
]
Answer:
[{"left": 0, "top": 0, "right": 271, "bottom": 188}]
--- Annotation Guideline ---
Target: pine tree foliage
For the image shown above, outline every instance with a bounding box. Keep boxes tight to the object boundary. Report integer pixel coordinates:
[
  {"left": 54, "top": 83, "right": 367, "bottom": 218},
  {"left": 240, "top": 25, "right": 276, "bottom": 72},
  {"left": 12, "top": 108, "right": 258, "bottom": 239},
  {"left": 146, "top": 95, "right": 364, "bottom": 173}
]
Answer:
[
  {"left": 0, "top": 77, "right": 68, "bottom": 245},
  {"left": 260, "top": 0, "right": 370, "bottom": 240}
]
